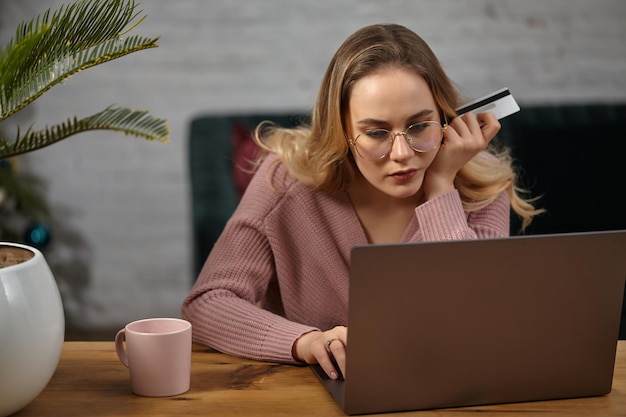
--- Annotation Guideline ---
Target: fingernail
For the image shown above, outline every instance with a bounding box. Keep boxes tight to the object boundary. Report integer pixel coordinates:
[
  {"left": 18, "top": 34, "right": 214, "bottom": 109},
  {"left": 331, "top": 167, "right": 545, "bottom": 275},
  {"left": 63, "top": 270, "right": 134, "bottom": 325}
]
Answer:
[{"left": 330, "top": 371, "right": 338, "bottom": 380}]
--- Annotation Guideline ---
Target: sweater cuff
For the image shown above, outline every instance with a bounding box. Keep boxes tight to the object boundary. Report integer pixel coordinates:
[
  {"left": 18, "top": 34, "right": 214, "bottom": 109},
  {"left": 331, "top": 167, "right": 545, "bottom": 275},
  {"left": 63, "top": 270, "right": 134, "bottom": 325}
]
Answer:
[
  {"left": 261, "top": 319, "right": 319, "bottom": 364},
  {"left": 415, "top": 190, "right": 467, "bottom": 241}
]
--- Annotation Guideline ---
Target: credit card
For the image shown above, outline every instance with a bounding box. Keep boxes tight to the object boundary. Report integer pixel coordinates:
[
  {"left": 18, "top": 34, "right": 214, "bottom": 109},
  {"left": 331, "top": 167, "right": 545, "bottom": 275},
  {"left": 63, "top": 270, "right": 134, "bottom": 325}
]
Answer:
[{"left": 455, "top": 88, "right": 520, "bottom": 120}]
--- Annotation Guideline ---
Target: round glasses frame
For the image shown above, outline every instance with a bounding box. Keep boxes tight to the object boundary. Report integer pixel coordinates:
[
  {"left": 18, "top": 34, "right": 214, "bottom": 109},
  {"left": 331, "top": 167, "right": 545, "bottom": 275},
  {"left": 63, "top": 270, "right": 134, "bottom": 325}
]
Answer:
[{"left": 349, "top": 120, "right": 448, "bottom": 161}]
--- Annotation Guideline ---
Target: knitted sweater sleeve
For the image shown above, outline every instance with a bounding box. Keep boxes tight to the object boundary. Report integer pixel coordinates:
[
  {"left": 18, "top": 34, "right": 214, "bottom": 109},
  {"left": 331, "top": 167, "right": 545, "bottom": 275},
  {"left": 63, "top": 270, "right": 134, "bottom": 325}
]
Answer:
[
  {"left": 414, "top": 189, "right": 511, "bottom": 241},
  {"left": 181, "top": 158, "right": 319, "bottom": 364}
]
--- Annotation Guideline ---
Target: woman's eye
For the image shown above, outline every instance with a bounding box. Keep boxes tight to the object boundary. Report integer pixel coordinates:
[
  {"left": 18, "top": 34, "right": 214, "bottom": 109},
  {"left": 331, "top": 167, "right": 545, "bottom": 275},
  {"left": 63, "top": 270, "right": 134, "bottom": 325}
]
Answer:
[
  {"left": 407, "top": 123, "right": 428, "bottom": 134},
  {"left": 365, "top": 129, "right": 390, "bottom": 140}
]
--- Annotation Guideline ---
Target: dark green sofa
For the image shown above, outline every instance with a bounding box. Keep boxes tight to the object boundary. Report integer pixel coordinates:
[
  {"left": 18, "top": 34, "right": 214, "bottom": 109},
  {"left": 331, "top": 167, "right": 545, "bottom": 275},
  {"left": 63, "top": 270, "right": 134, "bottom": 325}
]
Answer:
[{"left": 188, "top": 113, "right": 305, "bottom": 276}]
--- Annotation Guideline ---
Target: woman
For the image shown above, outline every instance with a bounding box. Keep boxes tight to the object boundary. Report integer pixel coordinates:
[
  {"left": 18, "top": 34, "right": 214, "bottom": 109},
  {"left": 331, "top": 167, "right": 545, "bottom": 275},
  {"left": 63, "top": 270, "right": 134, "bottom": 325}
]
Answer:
[{"left": 182, "top": 23, "right": 541, "bottom": 380}]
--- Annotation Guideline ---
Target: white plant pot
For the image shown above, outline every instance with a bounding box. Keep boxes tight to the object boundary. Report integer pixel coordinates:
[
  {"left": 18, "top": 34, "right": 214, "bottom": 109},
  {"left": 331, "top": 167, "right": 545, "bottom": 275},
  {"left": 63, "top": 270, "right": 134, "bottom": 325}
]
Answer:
[{"left": 0, "top": 242, "right": 65, "bottom": 417}]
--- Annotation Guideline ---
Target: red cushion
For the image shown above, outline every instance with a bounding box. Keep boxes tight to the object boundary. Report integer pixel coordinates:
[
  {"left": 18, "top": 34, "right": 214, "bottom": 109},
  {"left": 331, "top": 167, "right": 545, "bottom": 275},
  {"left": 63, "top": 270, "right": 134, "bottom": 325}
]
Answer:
[{"left": 231, "top": 122, "right": 261, "bottom": 199}]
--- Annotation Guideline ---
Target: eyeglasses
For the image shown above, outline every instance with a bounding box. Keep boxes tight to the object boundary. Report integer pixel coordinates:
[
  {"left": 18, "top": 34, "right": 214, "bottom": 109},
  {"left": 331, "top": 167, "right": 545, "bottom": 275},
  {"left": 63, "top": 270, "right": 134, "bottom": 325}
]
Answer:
[{"left": 349, "top": 121, "right": 447, "bottom": 160}]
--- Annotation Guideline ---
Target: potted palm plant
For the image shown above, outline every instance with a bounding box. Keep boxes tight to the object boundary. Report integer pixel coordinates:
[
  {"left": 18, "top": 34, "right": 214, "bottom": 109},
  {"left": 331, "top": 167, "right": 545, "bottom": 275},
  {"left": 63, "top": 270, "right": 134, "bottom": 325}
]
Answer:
[{"left": 0, "top": 0, "right": 169, "bottom": 415}]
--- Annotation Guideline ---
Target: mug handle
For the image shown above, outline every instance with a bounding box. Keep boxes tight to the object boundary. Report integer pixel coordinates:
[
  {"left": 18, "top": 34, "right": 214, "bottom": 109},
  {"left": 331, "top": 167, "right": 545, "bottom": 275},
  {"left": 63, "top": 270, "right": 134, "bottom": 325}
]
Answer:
[{"left": 115, "top": 329, "right": 129, "bottom": 367}]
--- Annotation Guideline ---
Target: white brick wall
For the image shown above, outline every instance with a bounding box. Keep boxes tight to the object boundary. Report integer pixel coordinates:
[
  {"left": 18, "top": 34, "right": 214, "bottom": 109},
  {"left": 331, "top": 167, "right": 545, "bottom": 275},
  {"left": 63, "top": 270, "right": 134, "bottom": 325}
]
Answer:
[{"left": 2, "top": 0, "right": 625, "bottom": 332}]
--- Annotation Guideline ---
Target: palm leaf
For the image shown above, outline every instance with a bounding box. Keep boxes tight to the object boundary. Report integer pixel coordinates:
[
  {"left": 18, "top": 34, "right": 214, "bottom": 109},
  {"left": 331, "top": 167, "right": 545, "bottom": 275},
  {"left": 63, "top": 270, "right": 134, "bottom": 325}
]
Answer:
[
  {"left": 1, "top": 34, "right": 159, "bottom": 120},
  {"left": 0, "top": 0, "right": 169, "bottom": 158},
  {"left": 0, "top": 107, "right": 169, "bottom": 159},
  {"left": 0, "top": 0, "right": 159, "bottom": 121}
]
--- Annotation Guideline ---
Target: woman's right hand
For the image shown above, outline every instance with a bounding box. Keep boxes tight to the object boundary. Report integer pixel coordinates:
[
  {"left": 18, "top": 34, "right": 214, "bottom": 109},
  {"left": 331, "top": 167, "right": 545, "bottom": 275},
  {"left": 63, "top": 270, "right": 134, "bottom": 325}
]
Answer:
[
  {"left": 293, "top": 326, "right": 347, "bottom": 380},
  {"left": 423, "top": 111, "right": 500, "bottom": 201}
]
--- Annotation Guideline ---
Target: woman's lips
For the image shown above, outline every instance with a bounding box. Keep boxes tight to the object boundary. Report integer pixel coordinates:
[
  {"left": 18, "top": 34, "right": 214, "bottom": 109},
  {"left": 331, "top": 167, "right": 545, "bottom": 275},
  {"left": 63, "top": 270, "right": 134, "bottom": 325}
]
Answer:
[{"left": 389, "top": 169, "right": 417, "bottom": 183}]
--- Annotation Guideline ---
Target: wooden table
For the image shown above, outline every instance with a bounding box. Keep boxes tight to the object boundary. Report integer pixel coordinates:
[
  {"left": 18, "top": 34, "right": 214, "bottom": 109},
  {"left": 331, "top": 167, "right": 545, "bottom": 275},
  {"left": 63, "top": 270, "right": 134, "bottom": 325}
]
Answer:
[{"left": 14, "top": 341, "right": 626, "bottom": 416}]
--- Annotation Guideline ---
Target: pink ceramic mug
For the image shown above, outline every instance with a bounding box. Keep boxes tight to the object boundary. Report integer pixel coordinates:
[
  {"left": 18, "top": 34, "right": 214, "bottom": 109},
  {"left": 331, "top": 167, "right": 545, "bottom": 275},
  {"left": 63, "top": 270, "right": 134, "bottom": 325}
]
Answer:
[{"left": 115, "top": 317, "right": 192, "bottom": 397}]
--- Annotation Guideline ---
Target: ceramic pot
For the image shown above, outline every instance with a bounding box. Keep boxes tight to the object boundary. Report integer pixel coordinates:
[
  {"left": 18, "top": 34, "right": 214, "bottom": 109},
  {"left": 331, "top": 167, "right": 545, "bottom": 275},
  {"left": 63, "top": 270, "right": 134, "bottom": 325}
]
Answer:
[{"left": 0, "top": 242, "right": 65, "bottom": 417}]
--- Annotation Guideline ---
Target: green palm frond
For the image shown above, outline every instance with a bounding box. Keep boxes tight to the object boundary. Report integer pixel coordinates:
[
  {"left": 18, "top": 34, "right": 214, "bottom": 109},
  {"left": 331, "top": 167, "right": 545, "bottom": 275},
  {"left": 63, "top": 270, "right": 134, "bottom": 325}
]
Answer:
[
  {"left": 0, "top": 0, "right": 159, "bottom": 120},
  {"left": 1, "top": 34, "right": 160, "bottom": 121},
  {"left": 0, "top": 107, "right": 169, "bottom": 159},
  {"left": 0, "top": 0, "right": 169, "bottom": 159}
]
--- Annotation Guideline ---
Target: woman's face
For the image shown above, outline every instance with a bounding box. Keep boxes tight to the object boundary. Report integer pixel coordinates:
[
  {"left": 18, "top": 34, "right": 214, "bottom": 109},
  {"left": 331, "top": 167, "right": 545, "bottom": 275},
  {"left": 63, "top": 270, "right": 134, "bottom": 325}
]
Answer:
[{"left": 345, "top": 66, "right": 442, "bottom": 200}]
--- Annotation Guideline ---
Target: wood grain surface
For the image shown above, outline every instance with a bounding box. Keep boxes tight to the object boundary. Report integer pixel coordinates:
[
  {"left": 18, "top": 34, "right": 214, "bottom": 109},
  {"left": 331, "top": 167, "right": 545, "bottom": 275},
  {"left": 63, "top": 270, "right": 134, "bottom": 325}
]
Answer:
[{"left": 14, "top": 341, "right": 626, "bottom": 416}]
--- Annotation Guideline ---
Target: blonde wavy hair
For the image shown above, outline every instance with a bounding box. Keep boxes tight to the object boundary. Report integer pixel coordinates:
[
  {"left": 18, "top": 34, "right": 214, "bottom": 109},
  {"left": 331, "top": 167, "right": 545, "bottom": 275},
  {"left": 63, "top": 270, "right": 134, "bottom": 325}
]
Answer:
[{"left": 254, "top": 24, "right": 542, "bottom": 231}]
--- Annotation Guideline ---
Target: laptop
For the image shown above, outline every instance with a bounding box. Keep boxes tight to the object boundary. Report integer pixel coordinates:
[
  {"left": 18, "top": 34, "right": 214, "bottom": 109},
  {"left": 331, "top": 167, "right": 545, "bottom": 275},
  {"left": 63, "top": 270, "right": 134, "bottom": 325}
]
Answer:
[{"left": 311, "top": 230, "right": 626, "bottom": 415}]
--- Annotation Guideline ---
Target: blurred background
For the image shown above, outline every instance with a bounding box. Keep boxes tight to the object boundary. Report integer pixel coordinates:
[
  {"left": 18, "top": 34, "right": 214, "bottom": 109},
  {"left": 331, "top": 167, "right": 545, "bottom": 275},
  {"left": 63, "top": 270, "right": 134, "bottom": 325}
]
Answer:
[{"left": 1, "top": 0, "right": 625, "bottom": 339}]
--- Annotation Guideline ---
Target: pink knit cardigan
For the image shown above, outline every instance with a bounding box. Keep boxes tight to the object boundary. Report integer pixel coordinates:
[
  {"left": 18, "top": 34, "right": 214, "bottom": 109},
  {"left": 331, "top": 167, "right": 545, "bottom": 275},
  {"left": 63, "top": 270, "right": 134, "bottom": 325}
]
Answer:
[{"left": 182, "top": 154, "right": 510, "bottom": 364}]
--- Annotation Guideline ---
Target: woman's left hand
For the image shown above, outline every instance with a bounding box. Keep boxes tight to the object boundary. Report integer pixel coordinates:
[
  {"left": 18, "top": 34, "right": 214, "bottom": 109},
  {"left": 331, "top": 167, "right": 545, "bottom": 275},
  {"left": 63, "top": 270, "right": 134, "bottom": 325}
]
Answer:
[
  {"left": 292, "top": 326, "right": 348, "bottom": 380},
  {"left": 423, "top": 111, "right": 500, "bottom": 200}
]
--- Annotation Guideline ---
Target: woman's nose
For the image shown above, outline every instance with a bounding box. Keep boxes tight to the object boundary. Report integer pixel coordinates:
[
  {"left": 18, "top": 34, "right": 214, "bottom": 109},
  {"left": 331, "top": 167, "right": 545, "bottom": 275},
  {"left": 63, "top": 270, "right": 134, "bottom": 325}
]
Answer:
[{"left": 389, "top": 133, "right": 414, "bottom": 160}]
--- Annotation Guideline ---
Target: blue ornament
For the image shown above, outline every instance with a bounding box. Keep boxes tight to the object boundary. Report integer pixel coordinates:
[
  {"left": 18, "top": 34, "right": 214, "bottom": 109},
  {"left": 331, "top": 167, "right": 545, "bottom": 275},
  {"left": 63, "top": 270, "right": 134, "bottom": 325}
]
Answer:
[{"left": 24, "top": 223, "right": 52, "bottom": 249}]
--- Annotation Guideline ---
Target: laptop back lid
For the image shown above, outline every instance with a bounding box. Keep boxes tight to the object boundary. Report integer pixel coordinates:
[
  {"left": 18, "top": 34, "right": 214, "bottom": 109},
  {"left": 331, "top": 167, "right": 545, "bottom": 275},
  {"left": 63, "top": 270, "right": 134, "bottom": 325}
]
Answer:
[{"left": 314, "top": 230, "right": 626, "bottom": 415}]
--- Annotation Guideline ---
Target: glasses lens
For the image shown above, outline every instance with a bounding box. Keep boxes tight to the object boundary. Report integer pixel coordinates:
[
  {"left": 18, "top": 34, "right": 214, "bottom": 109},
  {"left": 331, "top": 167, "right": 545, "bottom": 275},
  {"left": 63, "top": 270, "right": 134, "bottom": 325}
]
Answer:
[
  {"left": 353, "top": 129, "right": 391, "bottom": 160},
  {"left": 406, "top": 122, "right": 443, "bottom": 152}
]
